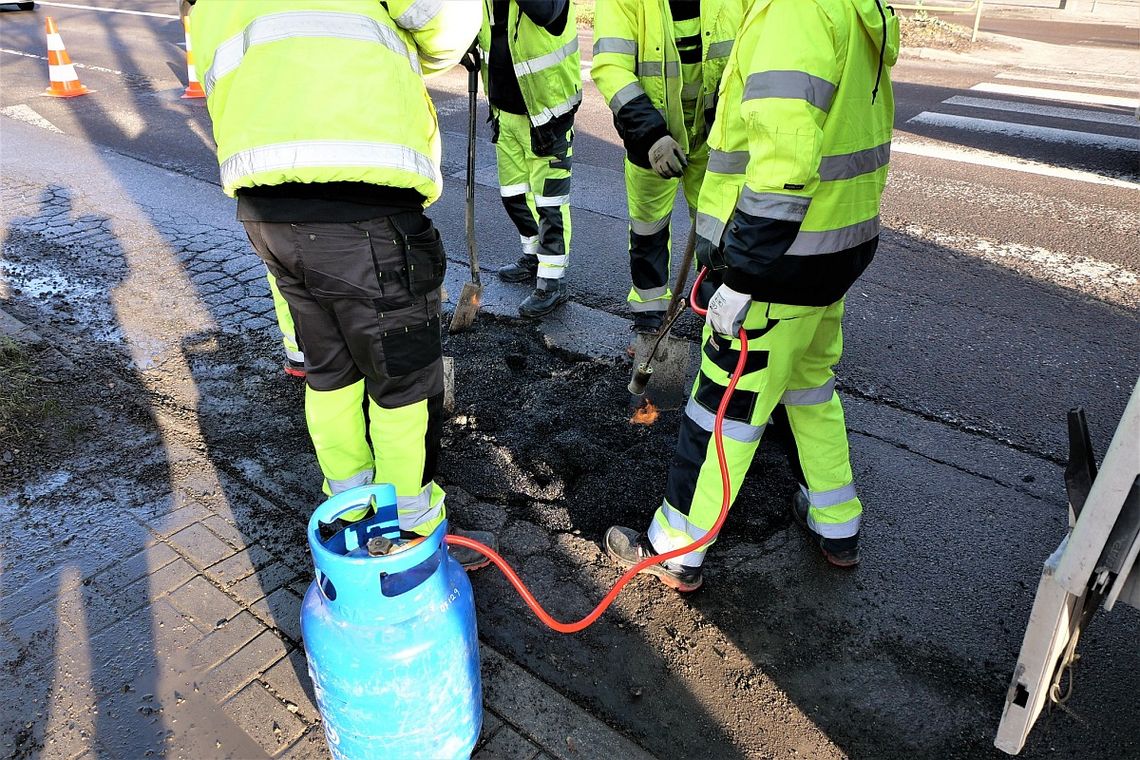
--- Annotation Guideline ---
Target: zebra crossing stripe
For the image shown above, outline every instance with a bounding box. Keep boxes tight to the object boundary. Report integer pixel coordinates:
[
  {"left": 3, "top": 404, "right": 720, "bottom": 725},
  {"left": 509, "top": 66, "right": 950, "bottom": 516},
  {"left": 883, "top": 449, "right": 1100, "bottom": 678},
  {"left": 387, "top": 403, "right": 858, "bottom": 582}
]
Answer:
[
  {"left": 942, "top": 96, "right": 1138, "bottom": 128},
  {"left": 907, "top": 112, "right": 1139, "bottom": 153},
  {"left": 971, "top": 82, "right": 1138, "bottom": 110}
]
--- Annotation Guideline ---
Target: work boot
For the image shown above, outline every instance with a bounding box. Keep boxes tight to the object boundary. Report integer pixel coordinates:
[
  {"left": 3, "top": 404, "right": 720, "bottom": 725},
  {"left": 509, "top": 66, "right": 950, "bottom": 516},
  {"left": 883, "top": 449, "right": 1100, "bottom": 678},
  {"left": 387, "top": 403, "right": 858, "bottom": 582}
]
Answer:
[
  {"left": 627, "top": 312, "right": 665, "bottom": 357},
  {"left": 631, "top": 311, "right": 664, "bottom": 335},
  {"left": 518, "top": 280, "right": 569, "bottom": 318},
  {"left": 447, "top": 528, "right": 498, "bottom": 572},
  {"left": 284, "top": 358, "right": 306, "bottom": 379},
  {"left": 497, "top": 255, "right": 538, "bottom": 283},
  {"left": 791, "top": 490, "right": 860, "bottom": 568},
  {"left": 603, "top": 526, "right": 703, "bottom": 592}
]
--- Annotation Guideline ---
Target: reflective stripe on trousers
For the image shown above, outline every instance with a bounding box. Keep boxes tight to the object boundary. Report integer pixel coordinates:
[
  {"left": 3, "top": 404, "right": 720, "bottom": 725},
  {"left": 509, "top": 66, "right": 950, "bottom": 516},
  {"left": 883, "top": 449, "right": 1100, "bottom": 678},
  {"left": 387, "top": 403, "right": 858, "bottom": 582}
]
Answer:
[
  {"left": 648, "top": 298, "right": 861, "bottom": 565},
  {"left": 494, "top": 111, "right": 571, "bottom": 280}
]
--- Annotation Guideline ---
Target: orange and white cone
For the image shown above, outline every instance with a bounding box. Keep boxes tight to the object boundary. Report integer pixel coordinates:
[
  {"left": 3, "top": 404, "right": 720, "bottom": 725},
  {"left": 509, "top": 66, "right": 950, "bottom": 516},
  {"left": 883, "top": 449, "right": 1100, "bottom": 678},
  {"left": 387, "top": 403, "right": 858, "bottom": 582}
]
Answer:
[
  {"left": 44, "top": 17, "right": 91, "bottom": 98},
  {"left": 181, "top": 16, "right": 205, "bottom": 99}
]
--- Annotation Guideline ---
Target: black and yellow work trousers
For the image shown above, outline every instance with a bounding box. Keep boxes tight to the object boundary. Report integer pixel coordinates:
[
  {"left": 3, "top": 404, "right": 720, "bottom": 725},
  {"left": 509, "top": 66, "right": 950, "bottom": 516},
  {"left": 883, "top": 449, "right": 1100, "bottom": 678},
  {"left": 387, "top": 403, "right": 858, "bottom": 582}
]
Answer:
[
  {"left": 648, "top": 295, "right": 862, "bottom": 567},
  {"left": 245, "top": 212, "right": 446, "bottom": 534}
]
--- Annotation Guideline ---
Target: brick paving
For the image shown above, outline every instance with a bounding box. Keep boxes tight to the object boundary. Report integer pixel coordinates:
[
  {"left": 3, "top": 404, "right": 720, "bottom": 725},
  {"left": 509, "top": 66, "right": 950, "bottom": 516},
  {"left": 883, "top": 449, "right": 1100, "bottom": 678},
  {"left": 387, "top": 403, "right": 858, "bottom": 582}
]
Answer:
[{"left": 0, "top": 138, "right": 654, "bottom": 759}]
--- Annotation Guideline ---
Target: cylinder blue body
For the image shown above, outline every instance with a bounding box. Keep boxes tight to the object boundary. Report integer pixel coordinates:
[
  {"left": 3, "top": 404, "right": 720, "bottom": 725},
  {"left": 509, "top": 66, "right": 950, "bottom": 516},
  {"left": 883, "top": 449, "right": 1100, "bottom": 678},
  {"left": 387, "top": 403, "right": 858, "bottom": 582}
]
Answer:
[{"left": 300, "top": 484, "right": 482, "bottom": 760}]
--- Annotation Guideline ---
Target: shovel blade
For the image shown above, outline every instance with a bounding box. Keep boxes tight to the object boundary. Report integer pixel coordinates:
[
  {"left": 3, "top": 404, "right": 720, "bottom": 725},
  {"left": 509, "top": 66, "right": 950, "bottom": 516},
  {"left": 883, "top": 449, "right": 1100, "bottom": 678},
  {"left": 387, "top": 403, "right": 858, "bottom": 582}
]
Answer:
[
  {"left": 629, "top": 331, "right": 695, "bottom": 411},
  {"left": 449, "top": 282, "right": 483, "bottom": 334}
]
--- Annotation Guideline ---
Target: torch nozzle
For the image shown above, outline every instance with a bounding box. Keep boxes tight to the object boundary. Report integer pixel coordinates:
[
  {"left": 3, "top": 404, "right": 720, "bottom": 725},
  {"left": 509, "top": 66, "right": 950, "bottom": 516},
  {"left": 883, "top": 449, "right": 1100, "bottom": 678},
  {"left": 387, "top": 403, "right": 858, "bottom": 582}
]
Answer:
[{"left": 628, "top": 363, "right": 653, "bottom": 396}]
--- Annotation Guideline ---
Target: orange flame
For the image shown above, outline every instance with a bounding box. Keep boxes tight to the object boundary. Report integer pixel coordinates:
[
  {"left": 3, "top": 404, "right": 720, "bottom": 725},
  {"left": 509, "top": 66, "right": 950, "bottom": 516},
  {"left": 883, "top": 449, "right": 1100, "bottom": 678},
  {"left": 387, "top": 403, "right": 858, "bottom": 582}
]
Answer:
[{"left": 630, "top": 398, "right": 659, "bottom": 426}]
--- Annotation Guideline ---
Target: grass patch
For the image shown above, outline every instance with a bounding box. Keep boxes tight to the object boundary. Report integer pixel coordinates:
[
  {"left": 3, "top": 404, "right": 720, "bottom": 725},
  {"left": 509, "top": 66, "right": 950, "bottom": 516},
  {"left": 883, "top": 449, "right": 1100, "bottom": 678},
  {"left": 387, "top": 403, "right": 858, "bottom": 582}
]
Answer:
[
  {"left": 0, "top": 336, "right": 67, "bottom": 441},
  {"left": 576, "top": 0, "right": 595, "bottom": 29},
  {"left": 899, "top": 11, "right": 975, "bottom": 50}
]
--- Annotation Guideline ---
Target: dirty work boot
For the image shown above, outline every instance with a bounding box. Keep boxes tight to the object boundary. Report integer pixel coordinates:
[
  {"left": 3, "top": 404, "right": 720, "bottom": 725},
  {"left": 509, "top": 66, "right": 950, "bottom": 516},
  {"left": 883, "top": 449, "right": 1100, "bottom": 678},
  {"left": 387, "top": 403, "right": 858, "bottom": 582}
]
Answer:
[
  {"left": 447, "top": 528, "right": 498, "bottom": 572},
  {"left": 498, "top": 255, "right": 538, "bottom": 283},
  {"left": 518, "top": 280, "right": 569, "bottom": 318},
  {"left": 627, "top": 311, "right": 665, "bottom": 357},
  {"left": 284, "top": 357, "right": 306, "bottom": 379},
  {"left": 791, "top": 490, "right": 860, "bottom": 568},
  {"left": 604, "top": 526, "right": 703, "bottom": 592}
]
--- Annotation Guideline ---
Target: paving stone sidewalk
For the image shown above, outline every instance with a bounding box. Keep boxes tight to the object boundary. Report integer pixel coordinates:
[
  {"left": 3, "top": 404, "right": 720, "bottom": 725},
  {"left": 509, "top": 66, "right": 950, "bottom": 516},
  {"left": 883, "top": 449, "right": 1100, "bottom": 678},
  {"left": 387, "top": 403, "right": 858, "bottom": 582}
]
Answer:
[{"left": 0, "top": 117, "right": 655, "bottom": 759}]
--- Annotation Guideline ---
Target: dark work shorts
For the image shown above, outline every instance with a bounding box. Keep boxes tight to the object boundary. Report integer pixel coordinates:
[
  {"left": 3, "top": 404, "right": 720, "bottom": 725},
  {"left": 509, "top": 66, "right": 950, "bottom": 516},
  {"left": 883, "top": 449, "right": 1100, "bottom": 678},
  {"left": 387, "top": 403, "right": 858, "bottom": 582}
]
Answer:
[{"left": 243, "top": 212, "right": 444, "bottom": 408}]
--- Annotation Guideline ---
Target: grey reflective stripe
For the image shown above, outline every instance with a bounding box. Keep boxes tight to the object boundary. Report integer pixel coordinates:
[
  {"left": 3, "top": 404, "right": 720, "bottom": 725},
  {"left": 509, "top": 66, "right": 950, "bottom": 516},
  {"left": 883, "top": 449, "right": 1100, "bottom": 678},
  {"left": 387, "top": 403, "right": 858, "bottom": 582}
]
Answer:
[
  {"left": 637, "top": 61, "right": 680, "bottom": 78},
  {"left": 685, "top": 398, "right": 766, "bottom": 443},
  {"left": 819, "top": 142, "right": 891, "bottom": 182},
  {"left": 743, "top": 70, "right": 836, "bottom": 112},
  {"left": 327, "top": 469, "right": 374, "bottom": 495},
  {"left": 608, "top": 81, "right": 646, "bottom": 112},
  {"left": 630, "top": 296, "right": 668, "bottom": 312},
  {"left": 706, "top": 40, "right": 733, "bottom": 59},
  {"left": 803, "top": 482, "right": 858, "bottom": 508},
  {"left": 530, "top": 90, "right": 582, "bottom": 127},
  {"left": 809, "top": 514, "right": 861, "bottom": 539},
  {"left": 515, "top": 37, "right": 579, "bottom": 77},
  {"left": 593, "top": 37, "right": 637, "bottom": 56},
  {"left": 659, "top": 501, "right": 709, "bottom": 540},
  {"left": 221, "top": 140, "right": 440, "bottom": 190},
  {"left": 647, "top": 512, "right": 708, "bottom": 568},
  {"left": 633, "top": 285, "right": 669, "bottom": 301},
  {"left": 695, "top": 212, "right": 725, "bottom": 246},
  {"left": 630, "top": 216, "right": 670, "bottom": 236},
  {"left": 737, "top": 188, "right": 810, "bottom": 222},
  {"left": 707, "top": 149, "right": 748, "bottom": 175},
  {"left": 396, "top": 484, "right": 442, "bottom": 530},
  {"left": 205, "top": 11, "right": 418, "bottom": 95},
  {"left": 681, "top": 81, "right": 702, "bottom": 100},
  {"left": 781, "top": 377, "right": 836, "bottom": 405},
  {"left": 535, "top": 194, "right": 570, "bottom": 207},
  {"left": 786, "top": 216, "right": 879, "bottom": 256},
  {"left": 393, "top": 0, "right": 441, "bottom": 31}
]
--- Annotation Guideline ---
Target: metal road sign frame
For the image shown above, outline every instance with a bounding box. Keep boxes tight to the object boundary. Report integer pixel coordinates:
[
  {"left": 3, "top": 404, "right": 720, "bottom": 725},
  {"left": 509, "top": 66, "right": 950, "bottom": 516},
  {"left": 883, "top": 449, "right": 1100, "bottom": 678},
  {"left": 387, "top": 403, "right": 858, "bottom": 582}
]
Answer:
[{"left": 994, "top": 380, "right": 1139, "bottom": 755}]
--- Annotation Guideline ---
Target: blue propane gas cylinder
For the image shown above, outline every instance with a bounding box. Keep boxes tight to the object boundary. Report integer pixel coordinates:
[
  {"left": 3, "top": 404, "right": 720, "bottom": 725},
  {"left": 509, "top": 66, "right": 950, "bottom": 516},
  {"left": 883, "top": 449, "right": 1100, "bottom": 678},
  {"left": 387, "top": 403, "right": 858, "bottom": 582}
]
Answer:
[{"left": 301, "top": 484, "right": 482, "bottom": 760}]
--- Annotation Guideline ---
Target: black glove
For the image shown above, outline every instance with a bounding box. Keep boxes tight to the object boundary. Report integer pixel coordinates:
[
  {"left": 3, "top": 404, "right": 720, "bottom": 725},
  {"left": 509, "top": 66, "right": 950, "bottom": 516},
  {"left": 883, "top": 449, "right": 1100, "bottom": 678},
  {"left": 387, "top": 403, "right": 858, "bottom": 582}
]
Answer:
[
  {"left": 530, "top": 110, "right": 575, "bottom": 157},
  {"left": 695, "top": 233, "right": 728, "bottom": 271},
  {"left": 460, "top": 43, "right": 481, "bottom": 73}
]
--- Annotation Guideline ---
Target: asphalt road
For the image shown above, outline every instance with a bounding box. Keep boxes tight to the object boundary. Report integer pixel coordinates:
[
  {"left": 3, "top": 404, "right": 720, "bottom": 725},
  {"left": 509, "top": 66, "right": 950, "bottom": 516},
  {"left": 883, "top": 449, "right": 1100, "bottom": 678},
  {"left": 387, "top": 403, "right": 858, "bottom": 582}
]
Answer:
[{"left": 1, "top": 2, "right": 1138, "bottom": 757}]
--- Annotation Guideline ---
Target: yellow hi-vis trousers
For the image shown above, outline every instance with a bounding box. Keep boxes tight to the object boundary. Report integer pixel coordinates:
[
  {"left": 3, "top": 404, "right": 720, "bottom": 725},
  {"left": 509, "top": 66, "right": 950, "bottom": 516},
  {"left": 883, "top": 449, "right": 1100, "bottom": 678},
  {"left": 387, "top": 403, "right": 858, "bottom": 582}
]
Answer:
[
  {"left": 266, "top": 270, "right": 303, "bottom": 363},
  {"left": 495, "top": 110, "right": 572, "bottom": 283},
  {"left": 624, "top": 139, "right": 709, "bottom": 313},
  {"left": 648, "top": 297, "right": 861, "bottom": 567}
]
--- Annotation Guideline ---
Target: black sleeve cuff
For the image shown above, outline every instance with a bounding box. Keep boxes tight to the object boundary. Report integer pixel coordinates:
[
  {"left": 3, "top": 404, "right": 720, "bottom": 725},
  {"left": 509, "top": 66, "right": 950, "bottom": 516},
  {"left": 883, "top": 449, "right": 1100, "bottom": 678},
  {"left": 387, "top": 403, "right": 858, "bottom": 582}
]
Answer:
[
  {"left": 720, "top": 209, "right": 802, "bottom": 286},
  {"left": 613, "top": 93, "right": 670, "bottom": 169}
]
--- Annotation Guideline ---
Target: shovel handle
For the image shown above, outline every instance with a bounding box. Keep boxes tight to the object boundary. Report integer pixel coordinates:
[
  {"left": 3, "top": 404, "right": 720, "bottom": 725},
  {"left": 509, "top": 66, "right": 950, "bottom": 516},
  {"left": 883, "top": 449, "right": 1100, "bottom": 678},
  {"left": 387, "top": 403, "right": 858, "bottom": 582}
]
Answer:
[{"left": 465, "top": 49, "right": 481, "bottom": 286}]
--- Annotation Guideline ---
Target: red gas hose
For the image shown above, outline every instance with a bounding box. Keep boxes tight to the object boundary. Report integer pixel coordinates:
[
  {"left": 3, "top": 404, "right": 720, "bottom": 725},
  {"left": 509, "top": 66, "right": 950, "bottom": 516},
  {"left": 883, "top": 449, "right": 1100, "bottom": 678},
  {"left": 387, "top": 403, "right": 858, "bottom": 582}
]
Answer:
[{"left": 445, "top": 268, "right": 742, "bottom": 634}]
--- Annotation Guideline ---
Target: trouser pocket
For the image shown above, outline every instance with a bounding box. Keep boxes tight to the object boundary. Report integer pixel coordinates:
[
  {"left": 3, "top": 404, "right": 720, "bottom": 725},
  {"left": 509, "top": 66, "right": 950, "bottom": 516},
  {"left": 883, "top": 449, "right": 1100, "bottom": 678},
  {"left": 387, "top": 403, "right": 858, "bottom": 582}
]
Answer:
[{"left": 391, "top": 213, "right": 446, "bottom": 298}]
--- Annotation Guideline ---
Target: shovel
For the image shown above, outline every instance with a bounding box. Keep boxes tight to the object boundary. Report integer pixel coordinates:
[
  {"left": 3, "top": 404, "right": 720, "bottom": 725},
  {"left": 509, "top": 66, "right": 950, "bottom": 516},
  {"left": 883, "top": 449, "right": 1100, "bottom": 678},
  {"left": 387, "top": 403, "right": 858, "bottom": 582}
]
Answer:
[
  {"left": 449, "top": 47, "right": 483, "bottom": 334},
  {"left": 628, "top": 220, "right": 698, "bottom": 411}
]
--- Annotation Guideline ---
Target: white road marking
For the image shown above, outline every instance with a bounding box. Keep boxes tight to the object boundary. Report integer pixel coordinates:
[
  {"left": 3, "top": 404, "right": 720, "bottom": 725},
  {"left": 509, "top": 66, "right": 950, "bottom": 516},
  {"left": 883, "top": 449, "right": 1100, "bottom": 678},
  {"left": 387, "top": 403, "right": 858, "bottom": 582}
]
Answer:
[
  {"left": 891, "top": 138, "right": 1140, "bottom": 189},
  {"left": 971, "top": 82, "right": 1139, "bottom": 110},
  {"left": 1, "top": 104, "right": 63, "bottom": 133},
  {"left": 900, "top": 223, "right": 1139, "bottom": 310},
  {"left": 0, "top": 46, "right": 126, "bottom": 76},
  {"left": 34, "top": 1, "right": 178, "bottom": 19},
  {"left": 994, "top": 70, "right": 1139, "bottom": 94},
  {"left": 1002, "top": 66, "right": 1139, "bottom": 85},
  {"left": 943, "top": 95, "right": 1138, "bottom": 127},
  {"left": 907, "top": 111, "right": 1140, "bottom": 152}
]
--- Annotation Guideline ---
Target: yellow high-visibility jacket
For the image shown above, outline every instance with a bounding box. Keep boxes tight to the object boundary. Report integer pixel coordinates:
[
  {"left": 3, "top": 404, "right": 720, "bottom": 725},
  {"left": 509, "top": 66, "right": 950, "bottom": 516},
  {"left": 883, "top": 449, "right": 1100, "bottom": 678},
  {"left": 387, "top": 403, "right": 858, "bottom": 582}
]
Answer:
[
  {"left": 477, "top": 0, "right": 582, "bottom": 128},
  {"left": 591, "top": 0, "right": 745, "bottom": 166},
  {"left": 699, "top": 0, "right": 899, "bottom": 306},
  {"left": 191, "top": 0, "right": 480, "bottom": 204}
]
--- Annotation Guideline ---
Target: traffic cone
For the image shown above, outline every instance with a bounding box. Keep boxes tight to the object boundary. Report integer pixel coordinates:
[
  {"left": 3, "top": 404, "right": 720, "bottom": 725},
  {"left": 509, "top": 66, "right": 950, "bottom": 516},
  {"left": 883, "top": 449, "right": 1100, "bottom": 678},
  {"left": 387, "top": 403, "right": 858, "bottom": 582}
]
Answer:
[
  {"left": 43, "top": 17, "right": 91, "bottom": 98},
  {"left": 181, "top": 16, "right": 205, "bottom": 99}
]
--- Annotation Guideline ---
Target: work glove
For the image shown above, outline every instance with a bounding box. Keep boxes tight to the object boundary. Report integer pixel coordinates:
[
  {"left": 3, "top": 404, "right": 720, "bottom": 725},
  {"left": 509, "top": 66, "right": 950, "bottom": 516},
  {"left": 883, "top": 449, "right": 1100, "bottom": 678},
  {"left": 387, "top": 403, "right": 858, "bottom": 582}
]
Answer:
[
  {"left": 706, "top": 283, "right": 751, "bottom": 337},
  {"left": 460, "top": 43, "right": 481, "bottom": 73},
  {"left": 647, "top": 135, "right": 687, "bottom": 178}
]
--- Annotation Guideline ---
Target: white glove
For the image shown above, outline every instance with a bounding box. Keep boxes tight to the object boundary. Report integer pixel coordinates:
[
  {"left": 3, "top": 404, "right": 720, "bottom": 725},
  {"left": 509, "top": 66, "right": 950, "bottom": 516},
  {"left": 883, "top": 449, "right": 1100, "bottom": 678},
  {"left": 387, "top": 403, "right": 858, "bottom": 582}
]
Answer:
[
  {"left": 647, "top": 135, "right": 687, "bottom": 178},
  {"left": 706, "top": 284, "right": 751, "bottom": 337}
]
